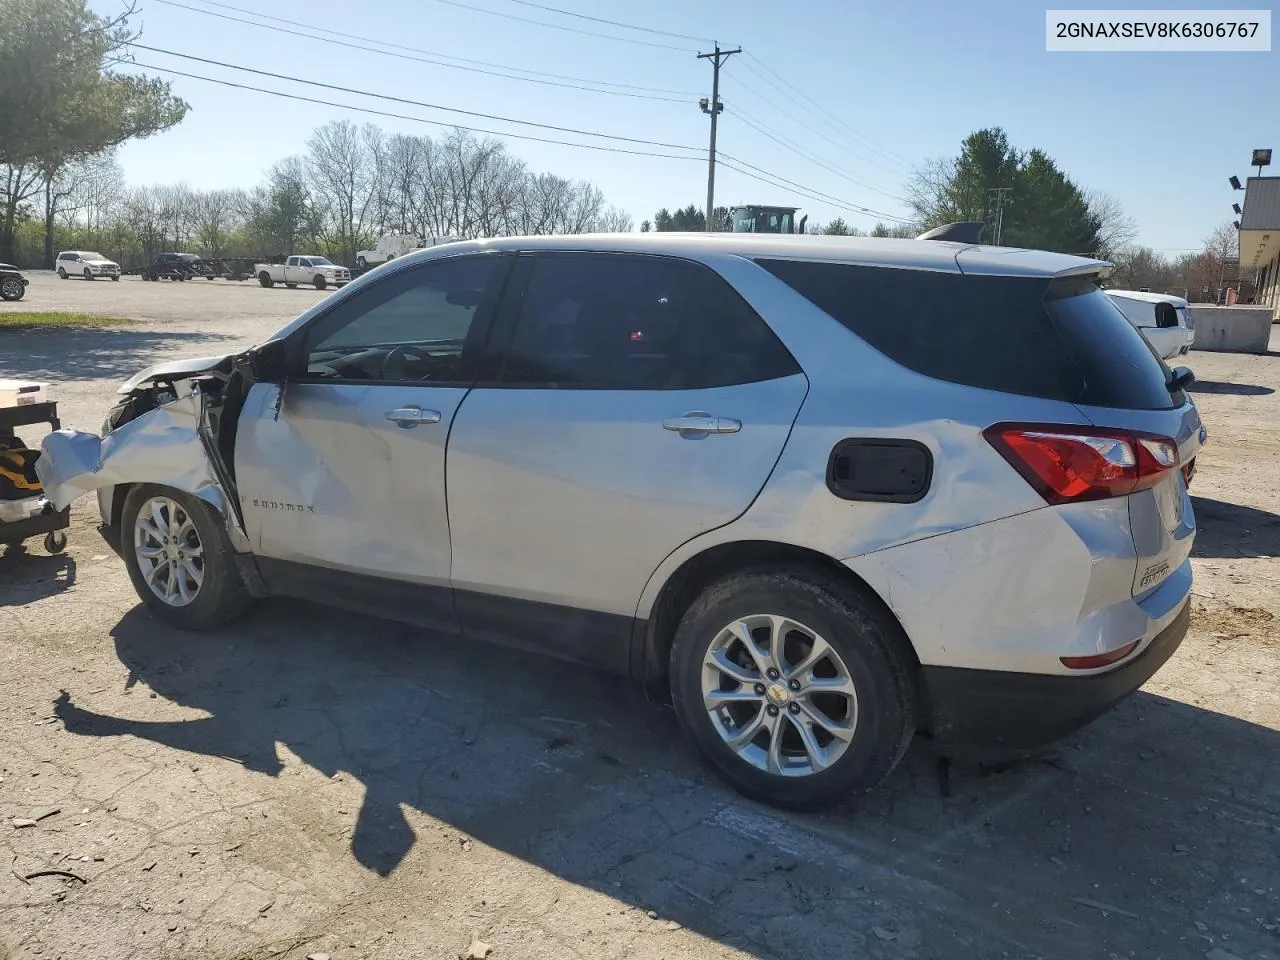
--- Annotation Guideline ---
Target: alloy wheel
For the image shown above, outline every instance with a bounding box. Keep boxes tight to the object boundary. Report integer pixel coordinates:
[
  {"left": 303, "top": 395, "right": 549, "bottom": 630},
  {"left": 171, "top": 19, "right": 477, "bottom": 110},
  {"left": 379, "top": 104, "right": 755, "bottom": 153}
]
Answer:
[
  {"left": 701, "top": 614, "right": 858, "bottom": 777},
  {"left": 133, "top": 496, "right": 205, "bottom": 607},
  {"left": 0, "top": 278, "right": 22, "bottom": 300}
]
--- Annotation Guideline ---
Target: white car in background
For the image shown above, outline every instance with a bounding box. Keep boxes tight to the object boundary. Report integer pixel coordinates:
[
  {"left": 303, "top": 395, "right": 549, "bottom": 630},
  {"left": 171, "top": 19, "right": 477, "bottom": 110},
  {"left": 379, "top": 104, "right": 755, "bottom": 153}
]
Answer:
[
  {"left": 56, "top": 251, "right": 120, "bottom": 281},
  {"left": 1106, "top": 289, "right": 1195, "bottom": 360}
]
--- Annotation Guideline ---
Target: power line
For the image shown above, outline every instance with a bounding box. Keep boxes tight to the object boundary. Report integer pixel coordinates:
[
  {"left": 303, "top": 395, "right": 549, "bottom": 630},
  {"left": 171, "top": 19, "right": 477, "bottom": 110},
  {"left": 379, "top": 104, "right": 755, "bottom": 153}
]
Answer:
[
  {"left": 716, "top": 157, "right": 908, "bottom": 225},
  {"left": 722, "top": 63, "right": 902, "bottom": 179},
  {"left": 434, "top": 0, "right": 695, "bottom": 52},
  {"left": 128, "top": 44, "right": 703, "bottom": 151},
  {"left": 729, "top": 105, "right": 906, "bottom": 203},
  {"left": 741, "top": 52, "right": 911, "bottom": 166},
  {"left": 123, "top": 59, "right": 706, "bottom": 162},
  {"left": 717, "top": 152, "right": 910, "bottom": 222},
  {"left": 152, "top": 0, "right": 697, "bottom": 101},
  {"left": 503, "top": 0, "right": 713, "bottom": 43}
]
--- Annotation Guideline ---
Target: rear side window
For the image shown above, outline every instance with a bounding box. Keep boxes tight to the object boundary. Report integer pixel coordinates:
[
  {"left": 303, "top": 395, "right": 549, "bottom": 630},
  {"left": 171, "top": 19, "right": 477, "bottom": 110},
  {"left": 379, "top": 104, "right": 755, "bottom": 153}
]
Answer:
[
  {"left": 501, "top": 254, "right": 800, "bottom": 390},
  {"left": 1044, "top": 281, "right": 1179, "bottom": 409},
  {"left": 757, "top": 259, "right": 1175, "bottom": 410}
]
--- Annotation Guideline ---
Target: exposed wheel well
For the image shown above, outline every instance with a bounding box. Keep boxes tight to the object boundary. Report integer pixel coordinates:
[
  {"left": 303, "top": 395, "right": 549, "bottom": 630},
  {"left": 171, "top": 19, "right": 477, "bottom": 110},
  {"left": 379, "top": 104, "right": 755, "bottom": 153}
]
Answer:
[{"left": 638, "top": 540, "right": 919, "bottom": 696}]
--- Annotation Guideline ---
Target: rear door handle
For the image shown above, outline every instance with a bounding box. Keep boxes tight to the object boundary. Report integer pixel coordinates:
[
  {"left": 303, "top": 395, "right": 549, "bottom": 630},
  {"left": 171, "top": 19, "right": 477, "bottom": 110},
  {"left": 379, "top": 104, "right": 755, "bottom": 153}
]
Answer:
[
  {"left": 662, "top": 413, "right": 742, "bottom": 437},
  {"left": 385, "top": 405, "right": 442, "bottom": 428}
]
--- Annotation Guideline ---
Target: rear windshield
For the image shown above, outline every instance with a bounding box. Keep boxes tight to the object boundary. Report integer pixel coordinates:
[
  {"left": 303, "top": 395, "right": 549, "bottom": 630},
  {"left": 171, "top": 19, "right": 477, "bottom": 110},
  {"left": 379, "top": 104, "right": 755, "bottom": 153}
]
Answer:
[{"left": 757, "top": 259, "right": 1177, "bottom": 411}]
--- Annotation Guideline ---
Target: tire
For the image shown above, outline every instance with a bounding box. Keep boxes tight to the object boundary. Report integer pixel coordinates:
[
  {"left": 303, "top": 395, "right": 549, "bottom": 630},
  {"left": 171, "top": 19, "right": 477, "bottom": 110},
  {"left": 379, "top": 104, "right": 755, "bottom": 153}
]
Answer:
[
  {"left": 58, "top": 268, "right": 67, "bottom": 279},
  {"left": 0, "top": 277, "right": 24, "bottom": 301},
  {"left": 84, "top": 268, "right": 93, "bottom": 281},
  {"left": 356, "top": 256, "right": 367, "bottom": 270},
  {"left": 313, "top": 275, "right": 327, "bottom": 290},
  {"left": 120, "top": 485, "right": 253, "bottom": 631},
  {"left": 110, "top": 274, "right": 119, "bottom": 282},
  {"left": 44, "top": 530, "right": 67, "bottom": 554},
  {"left": 669, "top": 566, "right": 917, "bottom": 811},
  {"left": 258, "top": 272, "right": 274, "bottom": 288}
]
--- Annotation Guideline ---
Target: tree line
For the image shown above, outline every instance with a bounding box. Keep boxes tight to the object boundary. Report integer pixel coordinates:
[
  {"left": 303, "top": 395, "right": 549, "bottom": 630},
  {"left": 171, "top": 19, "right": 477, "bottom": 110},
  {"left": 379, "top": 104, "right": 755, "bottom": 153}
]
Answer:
[{"left": 3, "top": 121, "right": 633, "bottom": 269}]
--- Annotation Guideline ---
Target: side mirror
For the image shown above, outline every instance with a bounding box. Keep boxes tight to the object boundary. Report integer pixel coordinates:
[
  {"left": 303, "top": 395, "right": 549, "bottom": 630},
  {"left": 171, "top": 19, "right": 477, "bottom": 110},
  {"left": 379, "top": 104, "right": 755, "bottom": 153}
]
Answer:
[
  {"left": 248, "top": 339, "right": 292, "bottom": 383},
  {"left": 1169, "top": 365, "right": 1195, "bottom": 393}
]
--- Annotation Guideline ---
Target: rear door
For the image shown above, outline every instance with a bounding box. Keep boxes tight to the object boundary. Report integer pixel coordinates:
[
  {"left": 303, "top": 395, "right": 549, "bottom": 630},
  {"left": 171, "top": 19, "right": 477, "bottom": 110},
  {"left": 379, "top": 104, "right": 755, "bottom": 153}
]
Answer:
[{"left": 444, "top": 252, "right": 808, "bottom": 668}]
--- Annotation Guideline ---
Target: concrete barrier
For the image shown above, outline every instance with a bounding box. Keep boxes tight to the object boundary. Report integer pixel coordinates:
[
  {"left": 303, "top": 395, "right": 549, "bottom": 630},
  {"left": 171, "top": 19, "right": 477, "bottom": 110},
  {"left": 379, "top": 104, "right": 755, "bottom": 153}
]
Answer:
[{"left": 1190, "top": 305, "right": 1275, "bottom": 354}]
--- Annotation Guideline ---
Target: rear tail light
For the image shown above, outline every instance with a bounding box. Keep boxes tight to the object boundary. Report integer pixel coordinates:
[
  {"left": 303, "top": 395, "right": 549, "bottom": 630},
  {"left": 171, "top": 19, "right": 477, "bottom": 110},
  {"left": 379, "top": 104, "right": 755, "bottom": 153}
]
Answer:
[
  {"left": 984, "top": 423, "right": 1179, "bottom": 505},
  {"left": 1061, "top": 640, "right": 1139, "bottom": 670}
]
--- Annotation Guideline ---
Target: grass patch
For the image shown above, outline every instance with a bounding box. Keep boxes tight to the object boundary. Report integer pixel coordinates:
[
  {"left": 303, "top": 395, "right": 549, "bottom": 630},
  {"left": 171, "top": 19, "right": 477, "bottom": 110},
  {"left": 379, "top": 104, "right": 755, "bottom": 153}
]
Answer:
[{"left": 0, "top": 311, "right": 133, "bottom": 329}]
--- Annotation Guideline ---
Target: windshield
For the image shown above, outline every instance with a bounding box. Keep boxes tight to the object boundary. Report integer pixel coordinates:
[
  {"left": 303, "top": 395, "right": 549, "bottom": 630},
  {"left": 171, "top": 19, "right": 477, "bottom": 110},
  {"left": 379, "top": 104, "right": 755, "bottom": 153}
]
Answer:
[{"left": 307, "top": 256, "right": 333, "bottom": 266}]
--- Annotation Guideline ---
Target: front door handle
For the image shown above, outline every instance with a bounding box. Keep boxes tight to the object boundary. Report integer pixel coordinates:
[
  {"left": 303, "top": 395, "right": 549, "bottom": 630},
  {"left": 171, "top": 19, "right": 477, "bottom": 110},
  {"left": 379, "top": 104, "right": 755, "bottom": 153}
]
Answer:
[
  {"left": 662, "top": 413, "right": 742, "bottom": 437},
  {"left": 385, "top": 405, "right": 442, "bottom": 428}
]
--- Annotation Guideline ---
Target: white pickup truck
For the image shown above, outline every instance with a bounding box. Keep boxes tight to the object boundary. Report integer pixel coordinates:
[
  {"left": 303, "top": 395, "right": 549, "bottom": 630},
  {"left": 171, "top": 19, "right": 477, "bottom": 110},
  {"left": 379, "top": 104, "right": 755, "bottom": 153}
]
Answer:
[
  {"left": 255, "top": 256, "right": 351, "bottom": 290},
  {"left": 355, "top": 234, "right": 460, "bottom": 270}
]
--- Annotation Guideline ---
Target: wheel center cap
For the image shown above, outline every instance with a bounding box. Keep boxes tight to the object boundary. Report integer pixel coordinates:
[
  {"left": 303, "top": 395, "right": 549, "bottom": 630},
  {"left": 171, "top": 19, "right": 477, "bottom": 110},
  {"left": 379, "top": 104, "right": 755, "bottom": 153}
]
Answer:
[{"left": 765, "top": 682, "right": 790, "bottom": 706}]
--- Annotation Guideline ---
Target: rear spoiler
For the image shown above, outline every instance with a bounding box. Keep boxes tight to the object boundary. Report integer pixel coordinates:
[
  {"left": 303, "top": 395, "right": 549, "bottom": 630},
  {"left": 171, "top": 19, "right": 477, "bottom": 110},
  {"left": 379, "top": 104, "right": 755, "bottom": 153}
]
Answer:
[{"left": 916, "top": 221, "right": 985, "bottom": 244}]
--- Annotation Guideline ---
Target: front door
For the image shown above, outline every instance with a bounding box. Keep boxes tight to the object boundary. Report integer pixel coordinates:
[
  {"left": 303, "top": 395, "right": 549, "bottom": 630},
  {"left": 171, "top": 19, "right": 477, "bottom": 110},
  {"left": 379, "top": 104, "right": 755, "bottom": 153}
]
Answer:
[
  {"left": 445, "top": 252, "right": 809, "bottom": 668},
  {"left": 235, "top": 253, "right": 509, "bottom": 629}
]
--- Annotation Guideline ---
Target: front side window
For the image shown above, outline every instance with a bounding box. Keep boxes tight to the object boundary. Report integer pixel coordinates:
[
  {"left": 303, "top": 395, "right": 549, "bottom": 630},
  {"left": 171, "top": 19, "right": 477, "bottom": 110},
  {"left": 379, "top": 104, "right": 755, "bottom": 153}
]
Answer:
[
  {"left": 499, "top": 254, "right": 799, "bottom": 390},
  {"left": 304, "top": 256, "right": 499, "bottom": 384}
]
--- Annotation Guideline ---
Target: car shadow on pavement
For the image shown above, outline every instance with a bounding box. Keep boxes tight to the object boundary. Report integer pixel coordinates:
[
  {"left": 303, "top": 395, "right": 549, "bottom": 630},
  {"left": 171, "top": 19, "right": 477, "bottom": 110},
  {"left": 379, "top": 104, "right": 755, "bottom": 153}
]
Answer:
[
  {"left": 0, "top": 547, "right": 76, "bottom": 605},
  {"left": 1192, "top": 495, "right": 1280, "bottom": 558},
  {"left": 1187, "top": 379, "right": 1276, "bottom": 396},
  {"left": 0, "top": 327, "right": 238, "bottom": 382},
  {"left": 49, "top": 601, "right": 1280, "bottom": 958}
]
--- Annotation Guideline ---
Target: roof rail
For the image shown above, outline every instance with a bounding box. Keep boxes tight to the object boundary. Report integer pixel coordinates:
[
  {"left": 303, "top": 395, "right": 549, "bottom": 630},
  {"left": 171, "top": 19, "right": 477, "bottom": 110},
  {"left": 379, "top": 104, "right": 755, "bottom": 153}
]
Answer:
[{"left": 916, "top": 221, "right": 985, "bottom": 244}]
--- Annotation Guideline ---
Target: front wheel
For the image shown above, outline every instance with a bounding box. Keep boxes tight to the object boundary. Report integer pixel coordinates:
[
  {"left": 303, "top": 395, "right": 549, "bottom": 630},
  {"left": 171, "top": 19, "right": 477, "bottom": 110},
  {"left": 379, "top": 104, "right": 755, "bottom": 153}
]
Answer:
[
  {"left": 110, "top": 274, "right": 119, "bottom": 282},
  {"left": 670, "top": 567, "right": 917, "bottom": 810},
  {"left": 120, "top": 485, "right": 253, "bottom": 630},
  {"left": 313, "top": 275, "right": 327, "bottom": 290},
  {"left": 83, "top": 268, "right": 93, "bottom": 281},
  {"left": 356, "top": 256, "right": 367, "bottom": 270},
  {"left": 258, "top": 272, "right": 274, "bottom": 288},
  {"left": 0, "top": 277, "right": 24, "bottom": 301}
]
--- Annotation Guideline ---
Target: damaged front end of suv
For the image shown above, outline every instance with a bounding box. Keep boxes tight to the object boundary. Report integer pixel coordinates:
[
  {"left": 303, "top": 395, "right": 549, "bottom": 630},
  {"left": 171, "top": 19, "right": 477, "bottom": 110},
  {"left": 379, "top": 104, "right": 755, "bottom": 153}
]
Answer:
[{"left": 36, "top": 340, "right": 290, "bottom": 556}]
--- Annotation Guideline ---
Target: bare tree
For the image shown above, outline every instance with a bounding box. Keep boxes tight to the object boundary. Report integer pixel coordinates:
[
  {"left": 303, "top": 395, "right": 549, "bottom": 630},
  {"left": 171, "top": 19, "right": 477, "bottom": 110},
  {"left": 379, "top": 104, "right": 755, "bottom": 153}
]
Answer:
[
  {"left": 191, "top": 188, "right": 243, "bottom": 256},
  {"left": 594, "top": 205, "right": 633, "bottom": 233},
  {"left": 306, "top": 120, "right": 379, "bottom": 262},
  {"left": 1084, "top": 189, "right": 1138, "bottom": 260}
]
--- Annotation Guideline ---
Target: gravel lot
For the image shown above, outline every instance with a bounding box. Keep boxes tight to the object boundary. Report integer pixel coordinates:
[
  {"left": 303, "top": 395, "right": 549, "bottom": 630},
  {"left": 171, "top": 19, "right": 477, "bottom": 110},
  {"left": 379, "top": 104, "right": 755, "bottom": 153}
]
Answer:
[{"left": 2, "top": 273, "right": 1279, "bottom": 960}]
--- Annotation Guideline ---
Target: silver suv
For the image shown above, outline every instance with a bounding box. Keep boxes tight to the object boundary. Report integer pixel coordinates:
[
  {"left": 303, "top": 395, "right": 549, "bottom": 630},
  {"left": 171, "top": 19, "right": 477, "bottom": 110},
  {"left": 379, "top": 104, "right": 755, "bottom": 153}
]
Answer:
[{"left": 37, "top": 233, "right": 1203, "bottom": 809}]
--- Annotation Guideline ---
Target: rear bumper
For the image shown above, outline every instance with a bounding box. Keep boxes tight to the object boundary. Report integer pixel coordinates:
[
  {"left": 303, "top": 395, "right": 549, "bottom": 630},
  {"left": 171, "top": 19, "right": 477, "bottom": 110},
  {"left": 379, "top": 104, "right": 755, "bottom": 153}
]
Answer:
[{"left": 922, "top": 598, "right": 1190, "bottom": 754}]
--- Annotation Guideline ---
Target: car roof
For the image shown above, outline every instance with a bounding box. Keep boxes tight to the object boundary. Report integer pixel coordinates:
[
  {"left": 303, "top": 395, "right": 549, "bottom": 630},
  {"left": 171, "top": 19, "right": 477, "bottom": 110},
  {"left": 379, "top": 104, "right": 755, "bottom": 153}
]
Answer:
[
  {"left": 1105, "top": 289, "right": 1189, "bottom": 307},
  {"left": 400, "top": 233, "right": 1110, "bottom": 279}
]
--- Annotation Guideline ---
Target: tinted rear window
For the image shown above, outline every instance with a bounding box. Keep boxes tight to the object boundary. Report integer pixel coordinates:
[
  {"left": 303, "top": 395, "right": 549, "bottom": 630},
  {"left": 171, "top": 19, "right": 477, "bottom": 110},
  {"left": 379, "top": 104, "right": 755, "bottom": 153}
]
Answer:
[{"left": 757, "top": 259, "right": 1176, "bottom": 410}]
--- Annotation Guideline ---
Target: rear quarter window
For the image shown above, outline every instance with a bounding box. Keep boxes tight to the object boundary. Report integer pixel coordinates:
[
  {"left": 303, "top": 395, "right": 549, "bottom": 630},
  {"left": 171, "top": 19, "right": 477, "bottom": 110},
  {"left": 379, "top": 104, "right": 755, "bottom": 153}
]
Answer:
[{"left": 757, "top": 259, "right": 1176, "bottom": 411}]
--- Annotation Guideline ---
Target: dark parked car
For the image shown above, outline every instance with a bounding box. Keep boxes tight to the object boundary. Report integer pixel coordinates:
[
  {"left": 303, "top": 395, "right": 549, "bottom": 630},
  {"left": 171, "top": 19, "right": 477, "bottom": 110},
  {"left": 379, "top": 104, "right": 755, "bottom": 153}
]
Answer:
[{"left": 0, "top": 263, "right": 29, "bottom": 301}]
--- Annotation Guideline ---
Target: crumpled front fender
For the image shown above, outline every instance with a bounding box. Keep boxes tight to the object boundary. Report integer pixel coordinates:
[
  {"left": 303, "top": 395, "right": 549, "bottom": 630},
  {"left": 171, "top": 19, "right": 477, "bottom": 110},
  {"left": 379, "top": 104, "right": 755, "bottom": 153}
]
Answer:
[{"left": 36, "top": 392, "right": 250, "bottom": 551}]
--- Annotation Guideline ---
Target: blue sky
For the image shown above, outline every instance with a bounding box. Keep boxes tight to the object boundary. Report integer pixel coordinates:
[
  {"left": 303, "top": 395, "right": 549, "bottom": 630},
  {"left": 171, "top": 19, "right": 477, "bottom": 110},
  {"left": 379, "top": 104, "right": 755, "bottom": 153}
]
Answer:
[{"left": 102, "top": 0, "right": 1276, "bottom": 252}]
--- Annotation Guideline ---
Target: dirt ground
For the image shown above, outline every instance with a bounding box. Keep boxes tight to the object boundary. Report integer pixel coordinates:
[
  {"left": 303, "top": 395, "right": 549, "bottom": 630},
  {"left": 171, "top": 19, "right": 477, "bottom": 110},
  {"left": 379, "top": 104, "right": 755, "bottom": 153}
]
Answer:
[{"left": 2, "top": 273, "right": 1279, "bottom": 960}]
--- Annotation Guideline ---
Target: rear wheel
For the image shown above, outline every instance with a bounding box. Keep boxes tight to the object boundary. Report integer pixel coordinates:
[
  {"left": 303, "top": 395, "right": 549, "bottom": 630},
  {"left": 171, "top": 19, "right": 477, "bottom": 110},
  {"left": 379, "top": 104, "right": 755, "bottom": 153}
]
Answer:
[
  {"left": 258, "top": 272, "right": 274, "bottom": 288},
  {"left": 57, "top": 267, "right": 68, "bottom": 279},
  {"left": 670, "top": 566, "right": 917, "bottom": 810},
  {"left": 120, "top": 485, "right": 252, "bottom": 630},
  {"left": 313, "top": 275, "right": 327, "bottom": 290}
]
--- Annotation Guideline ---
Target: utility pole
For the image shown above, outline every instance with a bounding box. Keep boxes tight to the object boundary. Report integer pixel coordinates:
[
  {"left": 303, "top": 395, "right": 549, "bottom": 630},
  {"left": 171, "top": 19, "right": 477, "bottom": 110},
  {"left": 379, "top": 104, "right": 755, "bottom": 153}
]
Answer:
[
  {"left": 986, "top": 187, "right": 1013, "bottom": 246},
  {"left": 698, "top": 42, "right": 740, "bottom": 232}
]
